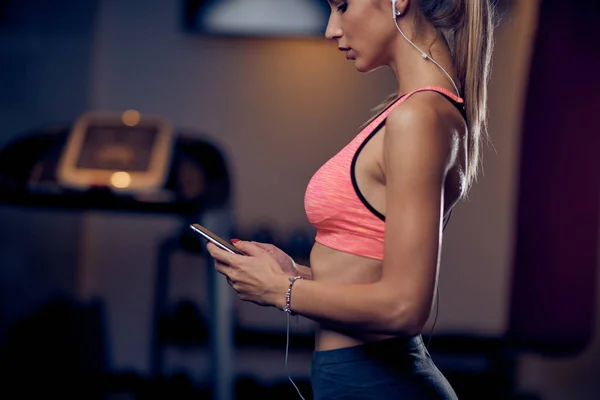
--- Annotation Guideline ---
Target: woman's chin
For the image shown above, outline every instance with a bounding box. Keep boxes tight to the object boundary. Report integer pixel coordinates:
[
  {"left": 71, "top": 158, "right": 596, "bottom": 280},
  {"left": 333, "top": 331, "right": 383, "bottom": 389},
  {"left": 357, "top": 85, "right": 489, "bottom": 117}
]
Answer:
[
  {"left": 352, "top": 59, "right": 368, "bottom": 73},
  {"left": 353, "top": 59, "right": 376, "bottom": 73}
]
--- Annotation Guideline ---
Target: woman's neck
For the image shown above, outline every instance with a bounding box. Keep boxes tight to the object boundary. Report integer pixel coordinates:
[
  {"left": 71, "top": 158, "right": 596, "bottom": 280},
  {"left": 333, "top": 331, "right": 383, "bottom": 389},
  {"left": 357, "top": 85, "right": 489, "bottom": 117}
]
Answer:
[{"left": 389, "top": 33, "right": 460, "bottom": 96}]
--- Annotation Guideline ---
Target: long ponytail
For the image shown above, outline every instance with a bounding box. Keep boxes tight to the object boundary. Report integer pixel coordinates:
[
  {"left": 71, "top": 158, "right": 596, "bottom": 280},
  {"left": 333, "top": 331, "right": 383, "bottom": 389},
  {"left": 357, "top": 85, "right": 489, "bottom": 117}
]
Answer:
[
  {"left": 453, "top": 0, "right": 494, "bottom": 190},
  {"left": 369, "top": 0, "right": 495, "bottom": 191},
  {"left": 421, "top": 0, "right": 494, "bottom": 190}
]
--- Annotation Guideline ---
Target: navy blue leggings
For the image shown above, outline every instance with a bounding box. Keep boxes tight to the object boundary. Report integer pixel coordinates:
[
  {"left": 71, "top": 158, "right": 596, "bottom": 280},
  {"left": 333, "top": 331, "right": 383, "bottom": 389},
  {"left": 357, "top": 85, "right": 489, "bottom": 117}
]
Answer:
[{"left": 311, "top": 335, "right": 458, "bottom": 399}]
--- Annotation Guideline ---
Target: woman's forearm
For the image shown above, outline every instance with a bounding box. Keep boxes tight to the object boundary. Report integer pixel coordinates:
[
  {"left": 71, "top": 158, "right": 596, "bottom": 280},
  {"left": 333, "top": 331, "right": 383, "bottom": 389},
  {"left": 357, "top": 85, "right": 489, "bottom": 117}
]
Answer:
[{"left": 270, "top": 277, "right": 420, "bottom": 336}]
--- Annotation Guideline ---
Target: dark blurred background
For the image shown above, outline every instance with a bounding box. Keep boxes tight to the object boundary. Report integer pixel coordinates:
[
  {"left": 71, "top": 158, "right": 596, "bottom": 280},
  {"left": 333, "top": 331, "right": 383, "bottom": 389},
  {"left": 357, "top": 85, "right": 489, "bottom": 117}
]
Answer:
[{"left": 0, "top": 0, "right": 599, "bottom": 399}]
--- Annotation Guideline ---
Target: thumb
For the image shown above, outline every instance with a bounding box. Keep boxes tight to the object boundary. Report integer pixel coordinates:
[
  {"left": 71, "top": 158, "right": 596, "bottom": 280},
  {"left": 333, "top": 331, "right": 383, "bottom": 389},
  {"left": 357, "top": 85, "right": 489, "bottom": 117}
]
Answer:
[{"left": 233, "top": 241, "right": 268, "bottom": 257}]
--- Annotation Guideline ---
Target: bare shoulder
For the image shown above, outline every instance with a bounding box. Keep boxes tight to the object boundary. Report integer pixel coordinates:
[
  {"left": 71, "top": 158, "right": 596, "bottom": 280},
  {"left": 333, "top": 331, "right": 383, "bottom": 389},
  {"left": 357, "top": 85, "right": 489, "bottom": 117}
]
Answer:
[{"left": 383, "top": 92, "right": 463, "bottom": 172}]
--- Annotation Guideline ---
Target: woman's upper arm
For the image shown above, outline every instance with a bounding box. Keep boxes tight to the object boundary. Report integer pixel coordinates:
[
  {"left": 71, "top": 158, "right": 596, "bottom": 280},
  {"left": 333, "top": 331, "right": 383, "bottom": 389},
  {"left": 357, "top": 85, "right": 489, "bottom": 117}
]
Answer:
[{"left": 381, "top": 100, "right": 457, "bottom": 332}]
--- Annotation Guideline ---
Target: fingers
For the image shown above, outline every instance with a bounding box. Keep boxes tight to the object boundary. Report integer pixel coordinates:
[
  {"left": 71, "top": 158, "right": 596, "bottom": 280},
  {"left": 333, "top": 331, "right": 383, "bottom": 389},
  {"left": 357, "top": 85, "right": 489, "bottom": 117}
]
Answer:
[
  {"left": 213, "top": 260, "right": 240, "bottom": 291},
  {"left": 207, "top": 242, "right": 238, "bottom": 277},
  {"left": 206, "top": 242, "right": 242, "bottom": 265},
  {"left": 207, "top": 241, "right": 268, "bottom": 298},
  {"left": 226, "top": 277, "right": 238, "bottom": 292},
  {"left": 251, "top": 241, "right": 273, "bottom": 250},
  {"left": 213, "top": 258, "right": 232, "bottom": 277},
  {"left": 251, "top": 242, "right": 278, "bottom": 258},
  {"left": 233, "top": 241, "right": 268, "bottom": 257}
]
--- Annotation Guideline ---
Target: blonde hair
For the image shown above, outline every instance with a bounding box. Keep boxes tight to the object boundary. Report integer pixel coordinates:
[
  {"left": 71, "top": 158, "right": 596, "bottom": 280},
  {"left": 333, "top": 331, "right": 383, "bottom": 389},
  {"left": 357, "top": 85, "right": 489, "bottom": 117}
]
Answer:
[
  {"left": 451, "top": 0, "right": 494, "bottom": 190},
  {"left": 370, "top": 0, "right": 494, "bottom": 191}
]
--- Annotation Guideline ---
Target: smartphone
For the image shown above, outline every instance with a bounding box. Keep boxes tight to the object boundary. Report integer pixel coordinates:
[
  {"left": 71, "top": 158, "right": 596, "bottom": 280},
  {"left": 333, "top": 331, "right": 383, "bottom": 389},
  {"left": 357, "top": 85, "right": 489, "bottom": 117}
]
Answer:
[{"left": 190, "top": 223, "right": 245, "bottom": 255}]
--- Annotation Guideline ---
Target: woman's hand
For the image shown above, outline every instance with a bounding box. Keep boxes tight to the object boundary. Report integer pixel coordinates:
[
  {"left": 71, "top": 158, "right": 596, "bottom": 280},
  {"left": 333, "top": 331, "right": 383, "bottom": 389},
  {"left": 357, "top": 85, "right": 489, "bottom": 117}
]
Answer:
[
  {"left": 206, "top": 240, "right": 289, "bottom": 309},
  {"left": 248, "top": 241, "right": 298, "bottom": 276}
]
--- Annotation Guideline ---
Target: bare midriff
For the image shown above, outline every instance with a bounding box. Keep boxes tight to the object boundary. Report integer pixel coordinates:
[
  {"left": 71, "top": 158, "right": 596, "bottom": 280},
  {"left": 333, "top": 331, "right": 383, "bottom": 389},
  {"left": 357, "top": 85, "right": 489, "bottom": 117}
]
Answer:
[{"left": 309, "top": 241, "right": 396, "bottom": 351}]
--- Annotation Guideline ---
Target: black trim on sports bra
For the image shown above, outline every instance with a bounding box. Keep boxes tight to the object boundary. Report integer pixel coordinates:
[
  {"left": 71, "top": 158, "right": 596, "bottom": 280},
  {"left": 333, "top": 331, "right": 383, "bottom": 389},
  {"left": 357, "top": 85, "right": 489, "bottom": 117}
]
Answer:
[
  {"left": 350, "top": 119, "right": 388, "bottom": 221},
  {"left": 350, "top": 90, "right": 465, "bottom": 229},
  {"left": 436, "top": 92, "right": 468, "bottom": 122}
]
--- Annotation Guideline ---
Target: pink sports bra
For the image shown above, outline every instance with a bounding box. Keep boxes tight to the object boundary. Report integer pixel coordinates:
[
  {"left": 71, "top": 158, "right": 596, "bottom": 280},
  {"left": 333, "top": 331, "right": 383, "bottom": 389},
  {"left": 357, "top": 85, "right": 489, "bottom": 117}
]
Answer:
[{"left": 304, "top": 86, "right": 465, "bottom": 260}]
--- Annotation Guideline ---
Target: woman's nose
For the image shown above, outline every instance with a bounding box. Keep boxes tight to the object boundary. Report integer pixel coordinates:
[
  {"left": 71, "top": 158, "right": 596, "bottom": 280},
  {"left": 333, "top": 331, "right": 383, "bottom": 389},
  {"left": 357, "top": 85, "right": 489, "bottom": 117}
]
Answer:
[{"left": 325, "top": 16, "right": 343, "bottom": 41}]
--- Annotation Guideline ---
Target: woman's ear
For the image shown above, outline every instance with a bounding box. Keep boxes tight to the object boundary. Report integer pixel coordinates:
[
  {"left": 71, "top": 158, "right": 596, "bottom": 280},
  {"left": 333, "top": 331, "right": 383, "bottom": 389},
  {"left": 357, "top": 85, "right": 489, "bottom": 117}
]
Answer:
[{"left": 393, "top": 0, "right": 410, "bottom": 17}]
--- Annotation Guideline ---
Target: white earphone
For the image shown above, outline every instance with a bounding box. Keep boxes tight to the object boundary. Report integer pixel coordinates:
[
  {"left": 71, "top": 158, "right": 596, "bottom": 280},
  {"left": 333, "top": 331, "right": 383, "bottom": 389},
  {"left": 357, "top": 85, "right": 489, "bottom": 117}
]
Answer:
[
  {"left": 391, "top": 0, "right": 460, "bottom": 97},
  {"left": 393, "top": 0, "right": 402, "bottom": 17}
]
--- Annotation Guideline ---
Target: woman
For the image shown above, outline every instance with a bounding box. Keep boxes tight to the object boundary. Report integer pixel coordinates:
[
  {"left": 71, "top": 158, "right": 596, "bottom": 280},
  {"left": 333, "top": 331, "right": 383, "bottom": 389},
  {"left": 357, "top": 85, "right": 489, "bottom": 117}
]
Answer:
[{"left": 207, "top": 0, "right": 494, "bottom": 398}]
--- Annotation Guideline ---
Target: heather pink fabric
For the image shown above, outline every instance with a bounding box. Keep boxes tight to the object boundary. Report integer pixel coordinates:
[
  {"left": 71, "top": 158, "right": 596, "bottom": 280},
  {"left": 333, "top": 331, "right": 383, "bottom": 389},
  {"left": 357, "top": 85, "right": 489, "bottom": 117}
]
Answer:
[{"left": 304, "top": 86, "right": 464, "bottom": 260}]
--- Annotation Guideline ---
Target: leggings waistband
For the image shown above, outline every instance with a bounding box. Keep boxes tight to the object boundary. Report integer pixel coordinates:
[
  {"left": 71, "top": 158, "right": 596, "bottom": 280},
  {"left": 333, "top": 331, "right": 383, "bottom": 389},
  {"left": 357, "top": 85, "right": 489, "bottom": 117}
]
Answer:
[{"left": 312, "top": 335, "right": 426, "bottom": 365}]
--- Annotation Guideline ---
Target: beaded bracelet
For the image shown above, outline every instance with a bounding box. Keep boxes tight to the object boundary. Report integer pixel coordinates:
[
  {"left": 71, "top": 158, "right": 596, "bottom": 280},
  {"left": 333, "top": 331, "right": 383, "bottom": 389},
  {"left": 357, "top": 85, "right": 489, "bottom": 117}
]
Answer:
[{"left": 283, "top": 275, "right": 303, "bottom": 314}]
